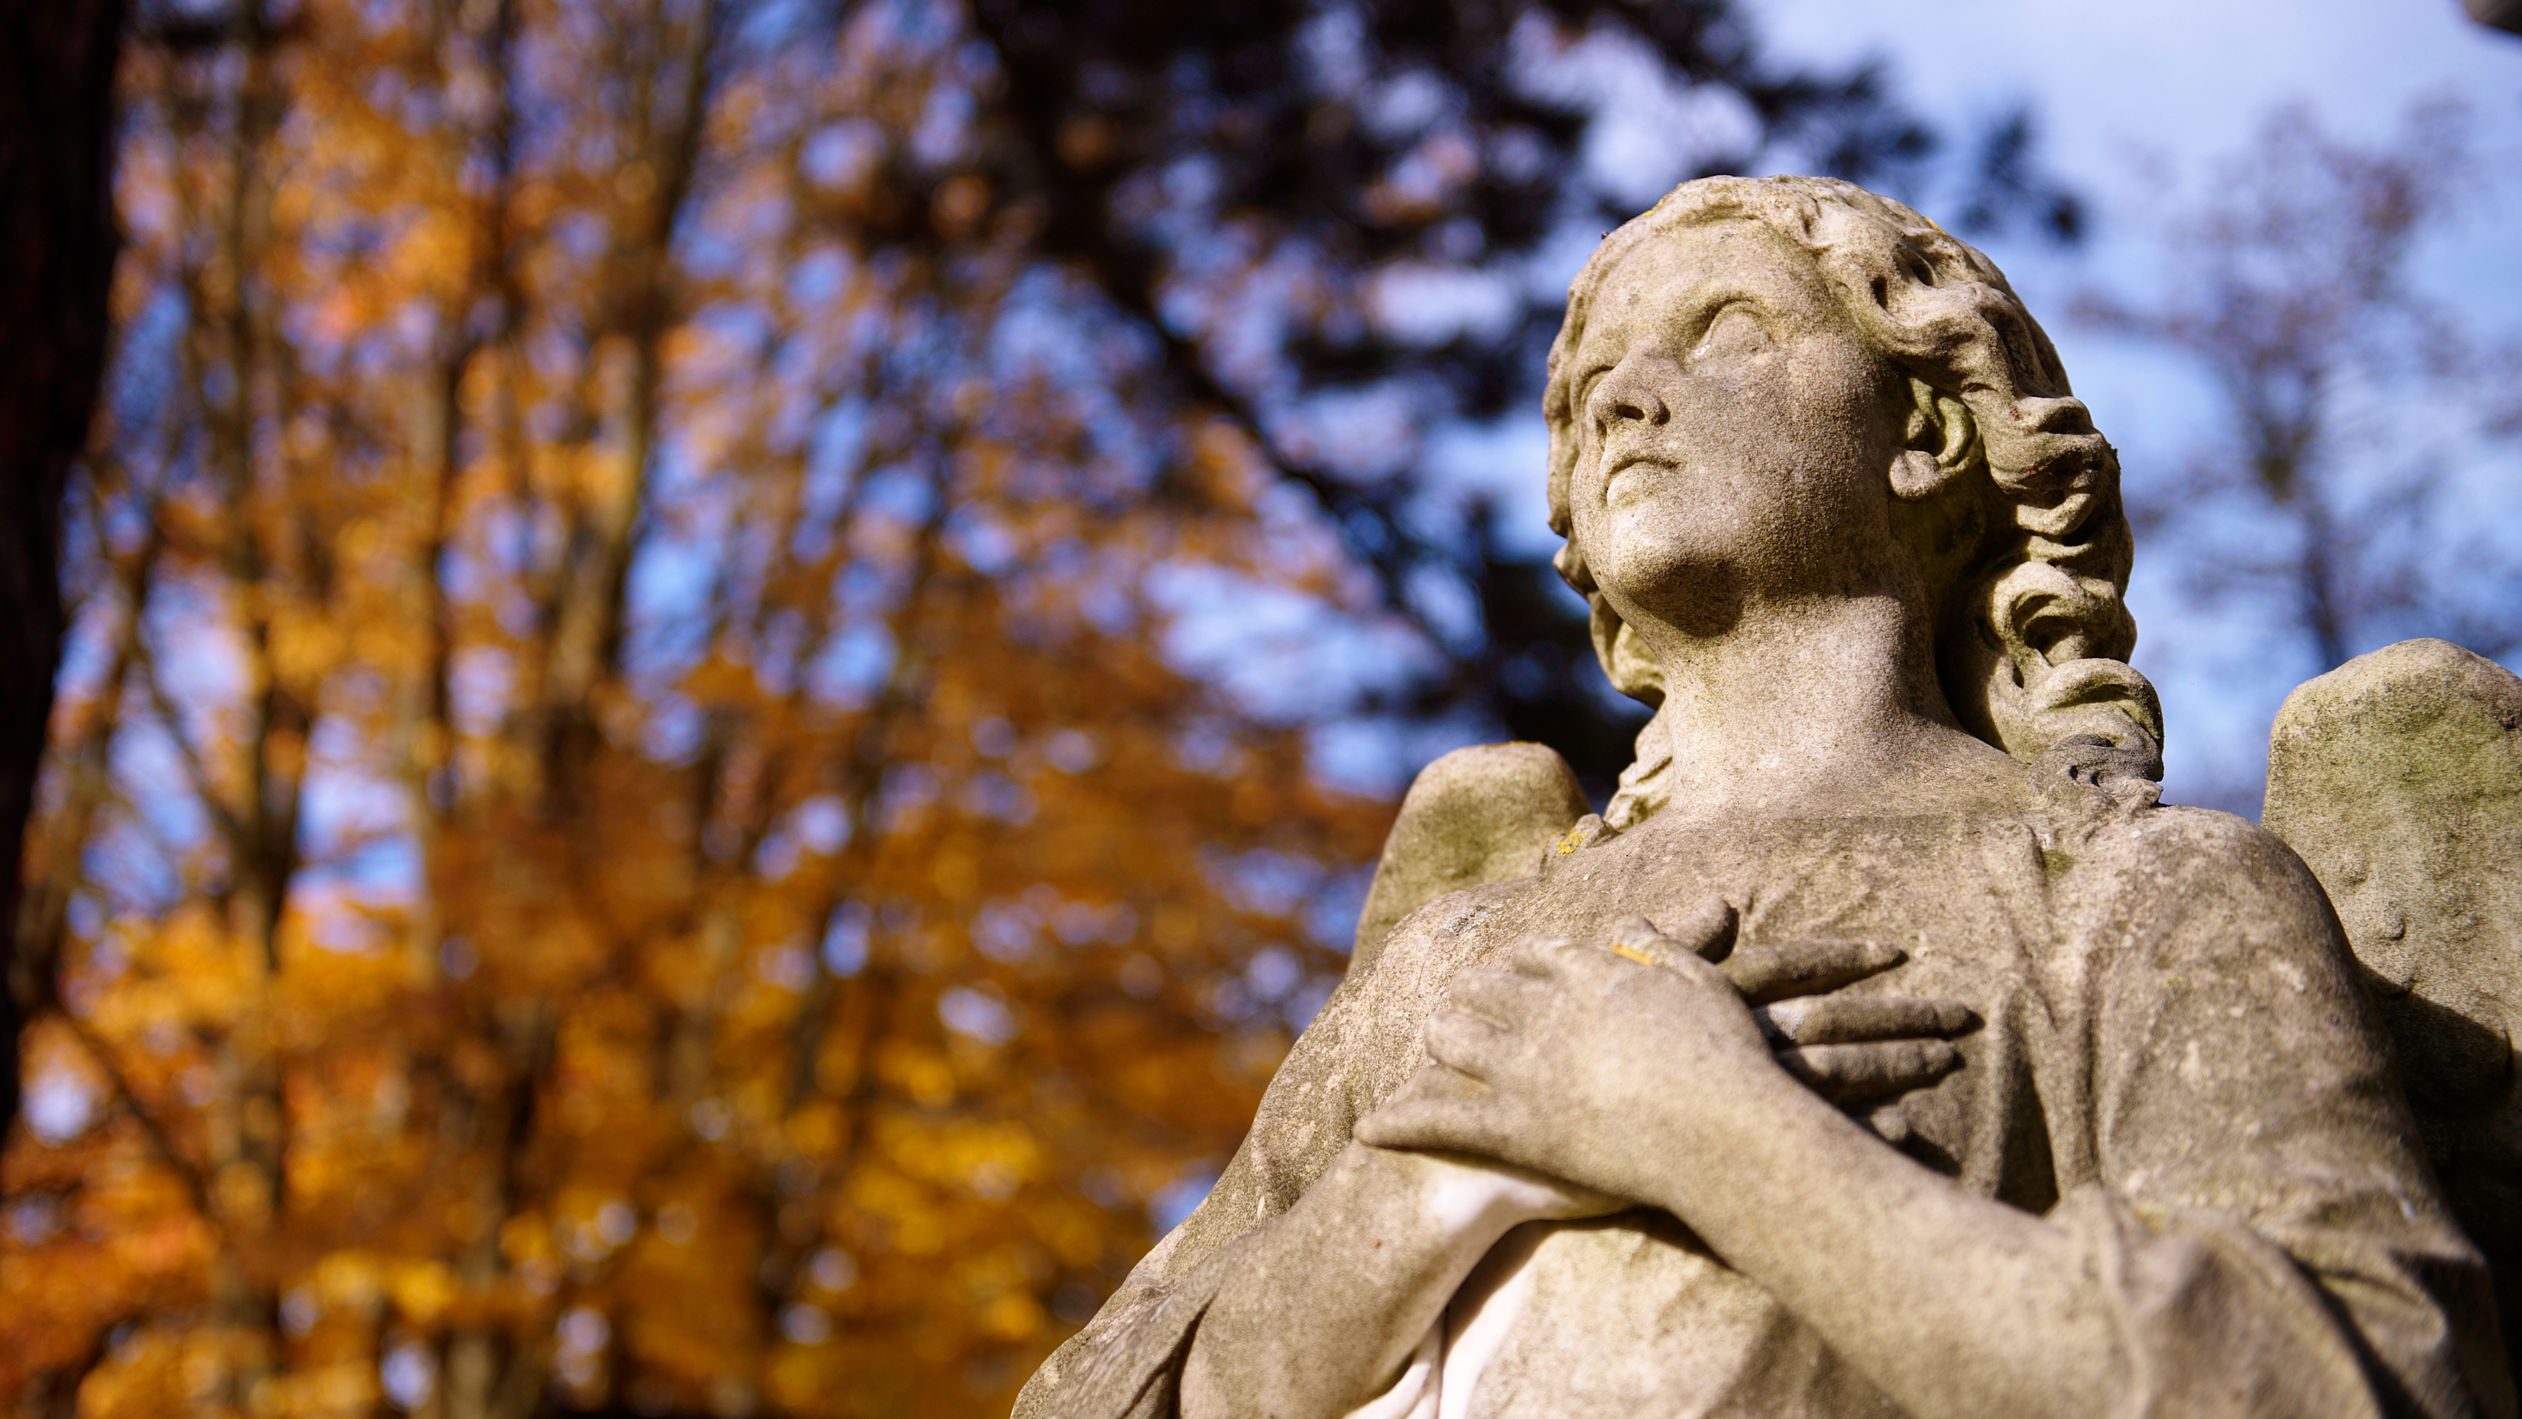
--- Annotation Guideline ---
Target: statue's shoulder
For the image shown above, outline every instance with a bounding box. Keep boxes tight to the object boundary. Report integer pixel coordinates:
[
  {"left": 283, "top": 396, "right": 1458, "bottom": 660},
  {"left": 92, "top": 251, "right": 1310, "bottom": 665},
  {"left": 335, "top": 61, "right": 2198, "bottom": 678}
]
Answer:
[
  {"left": 2093, "top": 799, "right": 2303, "bottom": 867},
  {"left": 2021, "top": 740, "right": 2337, "bottom": 943},
  {"left": 1348, "top": 742, "right": 1591, "bottom": 976},
  {"left": 2051, "top": 795, "right": 2335, "bottom": 930}
]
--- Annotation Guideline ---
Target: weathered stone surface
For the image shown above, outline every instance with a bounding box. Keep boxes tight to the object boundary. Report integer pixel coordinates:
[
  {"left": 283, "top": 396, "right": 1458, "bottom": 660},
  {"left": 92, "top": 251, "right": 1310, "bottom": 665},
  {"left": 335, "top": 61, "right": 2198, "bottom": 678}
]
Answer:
[
  {"left": 1348, "top": 743, "right": 1589, "bottom": 973},
  {"left": 1018, "top": 177, "right": 2515, "bottom": 1419},
  {"left": 2263, "top": 637, "right": 2522, "bottom": 1363}
]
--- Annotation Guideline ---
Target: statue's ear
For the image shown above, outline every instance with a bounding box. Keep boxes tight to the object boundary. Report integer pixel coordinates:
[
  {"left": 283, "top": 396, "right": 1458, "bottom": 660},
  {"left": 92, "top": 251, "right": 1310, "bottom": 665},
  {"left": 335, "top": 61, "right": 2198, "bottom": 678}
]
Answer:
[{"left": 1891, "top": 376, "right": 1978, "bottom": 501}]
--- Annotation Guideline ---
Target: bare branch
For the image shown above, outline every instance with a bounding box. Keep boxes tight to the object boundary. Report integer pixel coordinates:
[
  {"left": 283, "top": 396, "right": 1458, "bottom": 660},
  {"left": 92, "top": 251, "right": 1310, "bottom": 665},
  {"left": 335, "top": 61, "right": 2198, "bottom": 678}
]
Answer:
[{"left": 131, "top": 636, "right": 246, "bottom": 847}]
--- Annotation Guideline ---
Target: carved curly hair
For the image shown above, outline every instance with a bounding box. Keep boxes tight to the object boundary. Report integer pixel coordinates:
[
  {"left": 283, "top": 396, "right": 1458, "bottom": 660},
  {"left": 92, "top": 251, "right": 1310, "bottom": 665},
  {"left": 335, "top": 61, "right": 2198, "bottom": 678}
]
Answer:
[{"left": 1544, "top": 176, "right": 2161, "bottom": 823}]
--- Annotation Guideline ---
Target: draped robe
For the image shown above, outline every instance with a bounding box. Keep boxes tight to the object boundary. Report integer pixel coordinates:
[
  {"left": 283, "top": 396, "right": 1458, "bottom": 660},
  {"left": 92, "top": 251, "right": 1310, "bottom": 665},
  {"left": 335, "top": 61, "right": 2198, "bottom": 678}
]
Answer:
[{"left": 1016, "top": 778, "right": 2515, "bottom": 1419}]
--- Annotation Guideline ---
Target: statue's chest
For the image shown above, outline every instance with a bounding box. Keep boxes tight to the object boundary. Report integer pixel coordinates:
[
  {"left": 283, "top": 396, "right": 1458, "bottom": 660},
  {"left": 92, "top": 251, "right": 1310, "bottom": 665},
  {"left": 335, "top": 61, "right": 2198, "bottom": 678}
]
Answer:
[{"left": 1423, "top": 815, "right": 2064, "bottom": 1205}]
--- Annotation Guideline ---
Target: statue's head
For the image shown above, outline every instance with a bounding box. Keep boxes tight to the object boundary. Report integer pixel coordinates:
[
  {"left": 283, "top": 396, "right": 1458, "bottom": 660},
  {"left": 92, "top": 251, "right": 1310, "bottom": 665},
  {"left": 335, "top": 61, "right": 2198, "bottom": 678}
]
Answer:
[{"left": 1543, "top": 175, "right": 2159, "bottom": 807}]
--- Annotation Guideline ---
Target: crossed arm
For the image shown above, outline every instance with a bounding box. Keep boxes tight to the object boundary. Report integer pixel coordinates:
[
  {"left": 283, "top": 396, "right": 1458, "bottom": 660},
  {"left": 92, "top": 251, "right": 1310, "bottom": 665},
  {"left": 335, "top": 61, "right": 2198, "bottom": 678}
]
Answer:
[
  {"left": 1181, "top": 900, "right": 1991, "bottom": 1419},
  {"left": 1178, "top": 883, "right": 2482, "bottom": 1419}
]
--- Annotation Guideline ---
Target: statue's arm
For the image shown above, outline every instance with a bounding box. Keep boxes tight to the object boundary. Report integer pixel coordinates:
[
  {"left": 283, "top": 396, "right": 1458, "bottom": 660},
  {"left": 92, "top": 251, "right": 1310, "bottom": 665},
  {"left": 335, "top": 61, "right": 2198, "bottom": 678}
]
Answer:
[
  {"left": 1178, "top": 1141, "right": 1597, "bottom": 1419},
  {"left": 1359, "top": 945, "right": 2153, "bottom": 1419},
  {"left": 1356, "top": 813, "right": 2513, "bottom": 1419},
  {"left": 1013, "top": 981, "right": 1374, "bottom": 1419},
  {"left": 2066, "top": 810, "right": 2513, "bottom": 1418},
  {"left": 1682, "top": 811, "right": 2507, "bottom": 1419},
  {"left": 1016, "top": 937, "right": 1594, "bottom": 1419},
  {"left": 1703, "top": 812, "right": 2511, "bottom": 1419}
]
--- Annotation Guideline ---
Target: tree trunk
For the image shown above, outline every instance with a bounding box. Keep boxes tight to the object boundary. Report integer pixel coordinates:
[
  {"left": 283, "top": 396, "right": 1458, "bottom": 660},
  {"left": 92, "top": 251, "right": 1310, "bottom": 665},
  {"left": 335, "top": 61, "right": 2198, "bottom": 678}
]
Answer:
[{"left": 0, "top": 0, "right": 126, "bottom": 1142}]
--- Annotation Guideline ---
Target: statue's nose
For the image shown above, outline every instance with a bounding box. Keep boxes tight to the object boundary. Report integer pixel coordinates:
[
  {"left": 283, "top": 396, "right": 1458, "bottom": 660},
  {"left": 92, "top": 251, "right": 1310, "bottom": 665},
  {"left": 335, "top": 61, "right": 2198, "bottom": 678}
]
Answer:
[{"left": 1595, "top": 371, "right": 1670, "bottom": 428}]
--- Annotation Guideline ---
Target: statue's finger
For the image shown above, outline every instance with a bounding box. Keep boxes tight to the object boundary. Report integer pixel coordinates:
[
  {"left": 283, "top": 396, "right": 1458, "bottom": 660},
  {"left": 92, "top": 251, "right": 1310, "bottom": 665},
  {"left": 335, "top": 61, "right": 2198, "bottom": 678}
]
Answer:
[
  {"left": 1507, "top": 935, "right": 1583, "bottom": 978},
  {"left": 1756, "top": 995, "right": 1978, "bottom": 1045},
  {"left": 1667, "top": 895, "right": 1739, "bottom": 962},
  {"left": 1387, "top": 1059, "right": 1486, "bottom": 1105},
  {"left": 1447, "top": 968, "right": 1542, "bottom": 1025},
  {"left": 1603, "top": 918, "right": 1696, "bottom": 973},
  {"left": 1425, "top": 1004, "right": 1512, "bottom": 1076},
  {"left": 1353, "top": 1096, "right": 1503, "bottom": 1155},
  {"left": 1605, "top": 915, "right": 1670, "bottom": 967},
  {"left": 1775, "top": 1039, "right": 1960, "bottom": 1103},
  {"left": 1723, "top": 938, "right": 1905, "bottom": 1005},
  {"left": 1604, "top": 898, "right": 1738, "bottom": 972},
  {"left": 1865, "top": 1101, "right": 1912, "bottom": 1146}
]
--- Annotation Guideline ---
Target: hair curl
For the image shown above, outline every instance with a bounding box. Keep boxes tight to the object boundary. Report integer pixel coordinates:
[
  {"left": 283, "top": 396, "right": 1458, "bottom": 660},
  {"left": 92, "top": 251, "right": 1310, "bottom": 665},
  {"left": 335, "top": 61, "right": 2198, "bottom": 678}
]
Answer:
[{"left": 1543, "top": 176, "right": 2161, "bottom": 824}]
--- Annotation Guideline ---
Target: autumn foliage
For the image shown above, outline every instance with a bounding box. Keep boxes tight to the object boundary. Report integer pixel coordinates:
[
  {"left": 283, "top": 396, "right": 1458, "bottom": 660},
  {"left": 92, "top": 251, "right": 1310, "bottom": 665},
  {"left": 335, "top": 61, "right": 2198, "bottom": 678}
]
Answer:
[{"left": 1, "top": 2, "right": 1393, "bottom": 1414}]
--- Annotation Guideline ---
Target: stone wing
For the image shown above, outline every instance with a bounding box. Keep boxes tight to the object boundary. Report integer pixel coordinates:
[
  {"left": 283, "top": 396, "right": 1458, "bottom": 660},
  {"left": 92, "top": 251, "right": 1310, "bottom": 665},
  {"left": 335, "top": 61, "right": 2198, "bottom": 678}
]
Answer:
[
  {"left": 2261, "top": 638, "right": 2522, "bottom": 1362},
  {"left": 1347, "top": 742, "right": 1591, "bottom": 975}
]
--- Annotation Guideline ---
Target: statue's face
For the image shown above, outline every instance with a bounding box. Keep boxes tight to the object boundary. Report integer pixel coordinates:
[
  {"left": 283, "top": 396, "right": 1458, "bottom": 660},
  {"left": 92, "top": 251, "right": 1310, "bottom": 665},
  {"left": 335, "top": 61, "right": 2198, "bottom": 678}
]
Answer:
[{"left": 1565, "top": 218, "right": 1911, "bottom": 640}]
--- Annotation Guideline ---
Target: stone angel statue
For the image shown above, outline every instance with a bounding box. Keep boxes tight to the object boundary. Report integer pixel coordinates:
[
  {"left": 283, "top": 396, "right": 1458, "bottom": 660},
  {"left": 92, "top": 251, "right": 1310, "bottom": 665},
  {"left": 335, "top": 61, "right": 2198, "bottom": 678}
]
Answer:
[{"left": 1016, "top": 176, "right": 2518, "bottom": 1419}]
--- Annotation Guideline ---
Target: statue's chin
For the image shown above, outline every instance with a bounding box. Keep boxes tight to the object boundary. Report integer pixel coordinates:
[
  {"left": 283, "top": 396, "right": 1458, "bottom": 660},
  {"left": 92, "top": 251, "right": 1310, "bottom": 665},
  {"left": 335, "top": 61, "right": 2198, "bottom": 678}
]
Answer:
[{"left": 1594, "top": 564, "right": 1748, "bottom": 644}]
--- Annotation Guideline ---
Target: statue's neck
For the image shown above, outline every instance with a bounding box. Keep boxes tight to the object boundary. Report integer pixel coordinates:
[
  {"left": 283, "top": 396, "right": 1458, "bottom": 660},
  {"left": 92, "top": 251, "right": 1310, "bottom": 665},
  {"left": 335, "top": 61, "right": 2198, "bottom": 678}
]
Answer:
[{"left": 1621, "top": 593, "right": 1995, "bottom": 823}]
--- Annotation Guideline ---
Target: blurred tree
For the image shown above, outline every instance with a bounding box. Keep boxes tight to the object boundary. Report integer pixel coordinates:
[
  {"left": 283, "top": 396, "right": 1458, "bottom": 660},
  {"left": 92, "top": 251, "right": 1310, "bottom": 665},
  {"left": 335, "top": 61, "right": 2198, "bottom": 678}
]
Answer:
[
  {"left": 0, "top": 0, "right": 127, "bottom": 1147},
  {"left": 1949, "top": 102, "right": 2082, "bottom": 246},
  {"left": 1, "top": 1, "right": 2081, "bottom": 1416},
  {"left": 2078, "top": 103, "right": 2521, "bottom": 689},
  {"left": 2466, "top": 0, "right": 2522, "bottom": 38},
  {"left": 966, "top": 0, "right": 2079, "bottom": 793},
  {"left": 4, "top": 3, "right": 1379, "bottom": 1415}
]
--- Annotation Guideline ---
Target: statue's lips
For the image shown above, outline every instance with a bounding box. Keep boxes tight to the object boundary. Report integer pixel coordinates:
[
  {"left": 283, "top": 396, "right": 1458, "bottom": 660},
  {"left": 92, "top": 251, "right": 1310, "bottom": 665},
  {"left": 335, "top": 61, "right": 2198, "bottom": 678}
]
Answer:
[{"left": 1603, "top": 454, "right": 1679, "bottom": 501}]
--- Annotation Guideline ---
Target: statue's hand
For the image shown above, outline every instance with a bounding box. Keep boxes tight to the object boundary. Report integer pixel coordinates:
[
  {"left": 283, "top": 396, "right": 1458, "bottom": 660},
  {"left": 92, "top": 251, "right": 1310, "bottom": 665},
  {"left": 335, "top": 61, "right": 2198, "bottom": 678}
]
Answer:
[
  {"left": 1602, "top": 899, "right": 1974, "bottom": 1106},
  {"left": 1355, "top": 900, "right": 1777, "bottom": 1199},
  {"left": 1755, "top": 992, "right": 1975, "bottom": 1105},
  {"left": 1354, "top": 897, "right": 1971, "bottom": 1199}
]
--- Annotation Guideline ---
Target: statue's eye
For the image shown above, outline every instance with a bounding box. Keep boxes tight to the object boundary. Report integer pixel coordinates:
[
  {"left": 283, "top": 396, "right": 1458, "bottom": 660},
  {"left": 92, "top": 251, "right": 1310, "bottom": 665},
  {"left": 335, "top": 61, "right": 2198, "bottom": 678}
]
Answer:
[{"left": 1693, "top": 302, "right": 1767, "bottom": 358}]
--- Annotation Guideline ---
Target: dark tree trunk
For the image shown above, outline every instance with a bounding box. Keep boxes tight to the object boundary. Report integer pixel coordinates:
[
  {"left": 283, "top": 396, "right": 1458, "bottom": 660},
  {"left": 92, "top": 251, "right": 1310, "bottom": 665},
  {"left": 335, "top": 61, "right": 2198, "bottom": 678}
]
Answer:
[{"left": 0, "top": 0, "right": 125, "bottom": 1140}]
